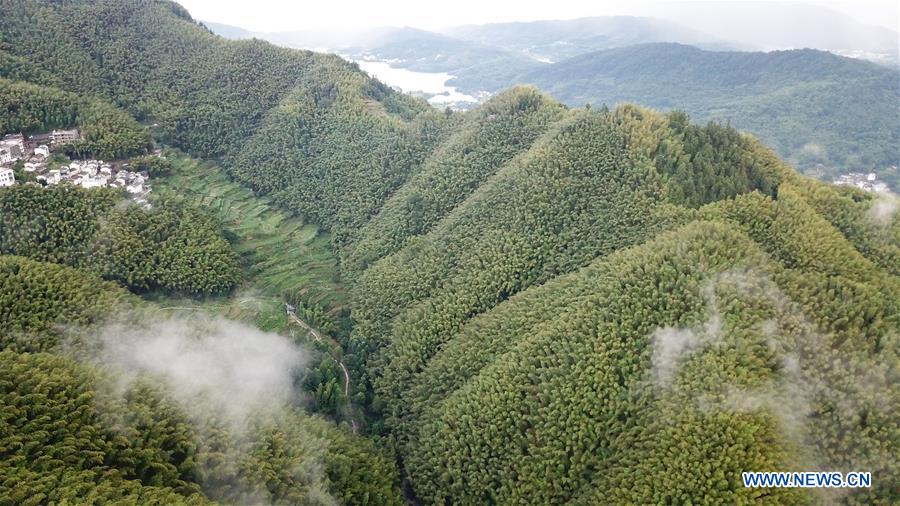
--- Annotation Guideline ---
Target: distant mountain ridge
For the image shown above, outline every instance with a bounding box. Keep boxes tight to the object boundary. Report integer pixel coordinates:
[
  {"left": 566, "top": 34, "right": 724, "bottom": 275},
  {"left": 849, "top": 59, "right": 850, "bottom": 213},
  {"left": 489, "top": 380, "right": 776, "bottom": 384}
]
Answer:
[
  {"left": 444, "top": 16, "right": 735, "bottom": 62},
  {"left": 517, "top": 43, "right": 900, "bottom": 182},
  {"left": 205, "top": 18, "right": 900, "bottom": 182},
  {"left": 640, "top": 1, "right": 899, "bottom": 65},
  {"left": 521, "top": 42, "right": 893, "bottom": 85}
]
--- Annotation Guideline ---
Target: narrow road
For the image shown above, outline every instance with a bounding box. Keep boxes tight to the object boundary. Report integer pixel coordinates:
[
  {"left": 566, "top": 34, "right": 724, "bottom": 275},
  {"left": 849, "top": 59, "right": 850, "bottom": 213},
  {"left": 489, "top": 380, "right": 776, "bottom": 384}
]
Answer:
[
  {"left": 289, "top": 312, "right": 326, "bottom": 342},
  {"left": 338, "top": 361, "right": 350, "bottom": 396},
  {"left": 286, "top": 305, "right": 355, "bottom": 432}
]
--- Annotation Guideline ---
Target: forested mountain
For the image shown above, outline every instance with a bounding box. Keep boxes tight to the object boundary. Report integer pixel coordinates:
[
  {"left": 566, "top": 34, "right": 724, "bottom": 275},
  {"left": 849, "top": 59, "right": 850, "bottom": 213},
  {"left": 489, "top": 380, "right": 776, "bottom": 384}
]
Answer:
[
  {"left": 446, "top": 16, "right": 731, "bottom": 62},
  {"left": 1, "top": 1, "right": 898, "bottom": 504},
  {"left": 518, "top": 43, "right": 900, "bottom": 184},
  {"left": 206, "top": 20, "right": 899, "bottom": 182}
]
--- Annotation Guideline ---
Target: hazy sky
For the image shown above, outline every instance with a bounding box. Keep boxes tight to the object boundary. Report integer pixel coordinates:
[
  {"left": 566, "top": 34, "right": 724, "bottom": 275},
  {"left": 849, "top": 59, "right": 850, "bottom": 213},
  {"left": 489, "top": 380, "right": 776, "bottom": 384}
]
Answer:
[{"left": 178, "top": 0, "right": 899, "bottom": 32}]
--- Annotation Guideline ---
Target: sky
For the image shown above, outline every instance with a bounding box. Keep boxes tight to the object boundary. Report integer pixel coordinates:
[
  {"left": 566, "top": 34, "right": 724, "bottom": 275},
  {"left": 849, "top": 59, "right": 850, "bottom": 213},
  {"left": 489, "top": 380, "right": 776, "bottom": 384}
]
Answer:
[{"left": 177, "top": 0, "right": 899, "bottom": 33}]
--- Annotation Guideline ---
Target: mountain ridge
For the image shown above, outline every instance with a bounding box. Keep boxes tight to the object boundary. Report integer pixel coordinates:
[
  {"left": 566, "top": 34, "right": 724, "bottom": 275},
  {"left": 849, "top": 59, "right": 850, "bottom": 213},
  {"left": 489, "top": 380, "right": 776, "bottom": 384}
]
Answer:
[
  {"left": 1, "top": 1, "right": 897, "bottom": 504},
  {"left": 205, "top": 17, "right": 900, "bottom": 183},
  {"left": 516, "top": 42, "right": 900, "bottom": 182}
]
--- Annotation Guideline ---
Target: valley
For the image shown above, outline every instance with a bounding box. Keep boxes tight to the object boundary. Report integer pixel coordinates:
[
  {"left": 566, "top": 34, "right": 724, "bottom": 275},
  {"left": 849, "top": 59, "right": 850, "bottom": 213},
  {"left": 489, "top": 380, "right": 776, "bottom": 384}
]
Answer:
[
  {"left": 208, "top": 14, "right": 900, "bottom": 189},
  {"left": 0, "top": 1, "right": 897, "bottom": 505}
]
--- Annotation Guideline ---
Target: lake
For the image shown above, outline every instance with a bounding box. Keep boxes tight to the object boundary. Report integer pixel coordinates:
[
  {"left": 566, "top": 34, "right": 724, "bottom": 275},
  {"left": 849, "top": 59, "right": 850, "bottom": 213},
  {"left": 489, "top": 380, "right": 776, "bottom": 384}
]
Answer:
[{"left": 353, "top": 60, "right": 480, "bottom": 106}]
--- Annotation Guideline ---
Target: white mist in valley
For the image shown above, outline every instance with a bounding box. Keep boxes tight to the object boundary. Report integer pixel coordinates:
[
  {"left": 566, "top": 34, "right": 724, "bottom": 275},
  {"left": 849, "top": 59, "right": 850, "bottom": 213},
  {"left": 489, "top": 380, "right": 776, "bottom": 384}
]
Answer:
[
  {"left": 97, "top": 315, "right": 310, "bottom": 427},
  {"left": 87, "top": 315, "right": 344, "bottom": 504},
  {"left": 869, "top": 189, "right": 898, "bottom": 225}
]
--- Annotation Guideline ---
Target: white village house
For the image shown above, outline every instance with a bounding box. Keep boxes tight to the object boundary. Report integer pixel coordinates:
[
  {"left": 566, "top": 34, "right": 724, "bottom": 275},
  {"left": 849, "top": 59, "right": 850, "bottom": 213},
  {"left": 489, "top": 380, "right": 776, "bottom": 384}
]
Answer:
[
  {"left": 81, "top": 176, "right": 108, "bottom": 189},
  {"left": 0, "top": 133, "right": 25, "bottom": 156},
  {"left": 51, "top": 129, "right": 80, "bottom": 144},
  {"left": 0, "top": 168, "right": 15, "bottom": 187},
  {"left": 1, "top": 134, "right": 26, "bottom": 166},
  {"left": 833, "top": 172, "right": 890, "bottom": 193}
]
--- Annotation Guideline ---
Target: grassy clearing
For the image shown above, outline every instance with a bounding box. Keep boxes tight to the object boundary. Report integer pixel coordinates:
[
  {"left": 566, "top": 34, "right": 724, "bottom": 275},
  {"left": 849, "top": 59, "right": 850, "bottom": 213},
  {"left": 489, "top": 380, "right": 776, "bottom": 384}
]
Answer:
[{"left": 152, "top": 151, "right": 347, "bottom": 320}]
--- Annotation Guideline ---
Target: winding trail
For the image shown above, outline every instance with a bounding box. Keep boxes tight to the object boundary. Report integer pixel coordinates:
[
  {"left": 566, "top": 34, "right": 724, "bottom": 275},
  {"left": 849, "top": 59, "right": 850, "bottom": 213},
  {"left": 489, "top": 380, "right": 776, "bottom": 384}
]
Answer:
[
  {"left": 286, "top": 305, "right": 357, "bottom": 432},
  {"left": 287, "top": 311, "right": 350, "bottom": 395}
]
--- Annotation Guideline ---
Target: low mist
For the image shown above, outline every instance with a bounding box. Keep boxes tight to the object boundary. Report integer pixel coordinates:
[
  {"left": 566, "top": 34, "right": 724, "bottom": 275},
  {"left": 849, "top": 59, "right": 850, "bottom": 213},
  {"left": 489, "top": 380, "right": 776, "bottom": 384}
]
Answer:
[
  {"left": 97, "top": 315, "right": 310, "bottom": 427},
  {"left": 651, "top": 283, "right": 722, "bottom": 388},
  {"left": 868, "top": 189, "right": 898, "bottom": 225}
]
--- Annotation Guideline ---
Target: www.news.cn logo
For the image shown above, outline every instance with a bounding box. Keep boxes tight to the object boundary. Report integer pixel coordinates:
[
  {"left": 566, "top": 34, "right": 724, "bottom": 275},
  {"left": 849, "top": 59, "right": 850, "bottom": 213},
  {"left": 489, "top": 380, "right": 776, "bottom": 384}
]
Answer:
[{"left": 742, "top": 471, "right": 871, "bottom": 488}]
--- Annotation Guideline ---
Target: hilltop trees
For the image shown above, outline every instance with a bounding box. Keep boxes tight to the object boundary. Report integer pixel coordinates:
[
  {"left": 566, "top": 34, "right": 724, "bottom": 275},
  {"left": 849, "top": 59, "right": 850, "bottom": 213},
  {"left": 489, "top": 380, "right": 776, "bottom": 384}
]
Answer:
[
  {"left": 344, "top": 86, "right": 567, "bottom": 273},
  {"left": 518, "top": 43, "right": 900, "bottom": 179},
  {"left": 0, "top": 78, "right": 151, "bottom": 159},
  {"left": 0, "top": 350, "right": 404, "bottom": 505},
  {"left": 0, "top": 185, "right": 240, "bottom": 296},
  {"left": 130, "top": 154, "right": 173, "bottom": 177},
  {"left": 0, "top": 1, "right": 896, "bottom": 504}
]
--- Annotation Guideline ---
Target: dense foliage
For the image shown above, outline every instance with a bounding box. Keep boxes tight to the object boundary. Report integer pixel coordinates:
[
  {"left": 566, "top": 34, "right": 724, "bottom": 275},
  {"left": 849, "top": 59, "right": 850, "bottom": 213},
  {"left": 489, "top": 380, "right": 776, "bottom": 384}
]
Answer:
[
  {"left": 0, "top": 350, "right": 403, "bottom": 505},
  {"left": 0, "top": 255, "right": 131, "bottom": 352},
  {"left": 0, "top": 351, "right": 211, "bottom": 505},
  {"left": 0, "top": 1, "right": 897, "bottom": 504},
  {"left": 612, "top": 104, "right": 784, "bottom": 207},
  {"left": 0, "top": 78, "right": 151, "bottom": 159},
  {"left": 345, "top": 87, "right": 567, "bottom": 273},
  {"left": 519, "top": 44, "right": 900, "bottom": 183},
  {"left": 130, "top": 154, "right": 173, "bottom": 177},
  {"left": 228, "top": 82, "right": 449, "bottom": 251},
  {"left": 0, "top": 185, "right": 240, "bottom": 295}
]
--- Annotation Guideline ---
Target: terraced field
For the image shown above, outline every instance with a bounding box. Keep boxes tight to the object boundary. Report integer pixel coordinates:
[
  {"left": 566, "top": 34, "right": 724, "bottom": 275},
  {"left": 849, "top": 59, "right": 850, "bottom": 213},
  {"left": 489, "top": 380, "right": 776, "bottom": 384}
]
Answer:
[{"left": 153, "top": 151, "right": 347, "bottom": 316}]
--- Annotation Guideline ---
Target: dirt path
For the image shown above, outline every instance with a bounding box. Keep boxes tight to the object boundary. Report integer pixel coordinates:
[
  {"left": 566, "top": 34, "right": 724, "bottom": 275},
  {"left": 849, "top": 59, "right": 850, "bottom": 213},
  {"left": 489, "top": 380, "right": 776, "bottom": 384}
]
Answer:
[{"left": 286, "top": 305, "right": 353, "bottom": 411}]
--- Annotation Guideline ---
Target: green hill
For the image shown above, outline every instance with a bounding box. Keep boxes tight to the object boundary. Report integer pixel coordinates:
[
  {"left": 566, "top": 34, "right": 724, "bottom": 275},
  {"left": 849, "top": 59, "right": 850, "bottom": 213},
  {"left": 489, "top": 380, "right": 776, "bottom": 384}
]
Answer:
[
  {"left": 205, "top": 19, "right": 900, "bottom": 183},
  {"left": 518, "top": 43, "right": 900, "bottom": 184},
  {"left": 0, "top": 1, "right": 897, "bottom": 504}
]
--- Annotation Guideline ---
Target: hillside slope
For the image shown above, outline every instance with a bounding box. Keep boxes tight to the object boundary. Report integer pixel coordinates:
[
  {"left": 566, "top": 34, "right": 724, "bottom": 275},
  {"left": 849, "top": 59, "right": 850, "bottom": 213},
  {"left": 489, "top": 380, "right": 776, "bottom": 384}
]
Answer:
[
  {"left": 519, "top": 43, "right": 900, "bottom": 182},
  {"left": 348, "top": 104, "right": 898, "bottom": 504},
  {"left": 1, "top": 1, "right": 897, "bottom": 505}
]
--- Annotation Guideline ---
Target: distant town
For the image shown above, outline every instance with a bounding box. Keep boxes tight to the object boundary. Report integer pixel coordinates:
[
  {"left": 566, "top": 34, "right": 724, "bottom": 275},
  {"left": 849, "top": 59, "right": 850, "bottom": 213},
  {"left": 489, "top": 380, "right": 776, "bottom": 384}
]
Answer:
[
  {"left": 0, "top": 130, "right": 153, "bottom": 205},
  {"left": 832, "top": 171, "right": 892, "bottom": 193}
]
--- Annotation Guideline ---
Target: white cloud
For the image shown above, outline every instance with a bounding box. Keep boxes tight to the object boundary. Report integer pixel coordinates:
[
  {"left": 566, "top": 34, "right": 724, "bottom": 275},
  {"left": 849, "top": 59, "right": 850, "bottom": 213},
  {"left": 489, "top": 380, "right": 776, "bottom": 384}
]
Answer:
[
  {"left": 97, "top": 316, "right": 310, "bottom": 427},
  {"left": 177, "top": 0, "right": 898, "bottom": 33}
]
